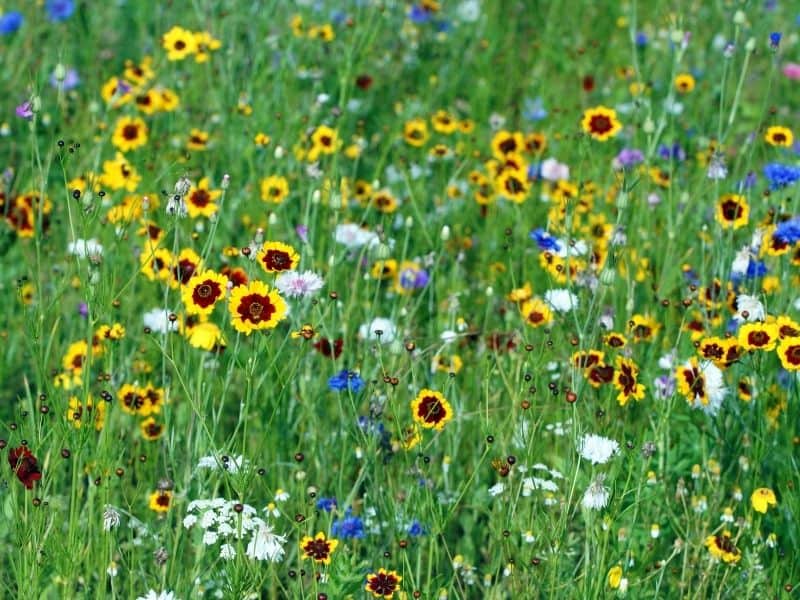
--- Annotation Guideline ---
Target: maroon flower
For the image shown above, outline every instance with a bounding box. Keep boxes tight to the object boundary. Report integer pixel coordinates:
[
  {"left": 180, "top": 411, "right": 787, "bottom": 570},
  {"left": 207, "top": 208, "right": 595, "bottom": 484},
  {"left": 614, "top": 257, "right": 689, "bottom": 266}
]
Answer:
[
  {"left": 9, "top": 446, "right": 42, "bottom": 489},
  {"left": 314, "top": 337, "right": 343, "bottom": 359}
]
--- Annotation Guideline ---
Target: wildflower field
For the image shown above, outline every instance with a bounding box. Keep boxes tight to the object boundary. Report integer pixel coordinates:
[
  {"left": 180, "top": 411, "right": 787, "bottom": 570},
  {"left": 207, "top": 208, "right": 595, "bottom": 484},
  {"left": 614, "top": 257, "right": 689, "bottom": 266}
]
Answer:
[{"left": 2, "top": 1, "right": 800, "bottom": 598}]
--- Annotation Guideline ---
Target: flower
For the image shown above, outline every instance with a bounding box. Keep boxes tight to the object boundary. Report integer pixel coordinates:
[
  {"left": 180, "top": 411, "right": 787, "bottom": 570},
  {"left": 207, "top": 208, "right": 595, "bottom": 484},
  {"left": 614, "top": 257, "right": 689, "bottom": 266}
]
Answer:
[
  {"left": 750, "top": 487, "right": 777, "bottom": 513},
  {"left": 705, "top": 531, "right": 741, "bottom": 563},
  {"left": 404, "top": 118, "right": 429, "bottom": 147},
  {"left": 140, "top": 417, "right": 165, "bottom": 441},
  {"left": 143, "top": 308, "right": 179, "bottom": 334},
  {"left": 0, "top": 11, "right": 23, "bottom": 35},
  {"left": 103, "top": 505, "right": 121, "bottom": 531},
  {"left": 274, "top": 270, "right": 324, "bottom": 298},
  {"left": 246, "top": 523, "right": 287, "bottom": 562},
  {"left": 256, "top": 241, "right": 300, "bottom": 274},
  {"left": 307, "top": 125, "right": 339, "bottom": 161},
  {"left": 715, "top": 194, "right": 749, "bottom": 229},
  {"left": 732, "top": 294, "right": 764, "bottom": 322},
  {"left": 777, "top": 337, "right": 800, "bottom": 370},
  {"left": 186, "top": 129, "right": 209, "bottom": 151},
  {"left": 763, "top": 163, "right": 800, "bottom": 189},
  {"left": 332, "top": 509, "right": 365, "bottom": 539},
  {"left": 578, "top": 434, "right": 619, "bottom": 465},
  {"left": 328, "top": 369, "right": 365, "bottom": 393},
  {"left": 136, "top": 591, "right": 177, "bottom": 600},
  {"left": 582, "top": 475, "right": 611, "bottom": 510},
  {"left": 365, "top": 569, "right": 402, "bottom": 599},
  {"left": 45, "top": 0, "right": 75, "bottom": 21},
  {"left": 260, "top": 175, "right": 289, "bottom": 203},
  {"left": 162, "top": 26, "right": 197, "bottom": 60},
  {"left": 67, "top": 238, "right": 103, "bottom": 259},
  {"left": 607, "top": 565, "right": 623, "bottom": 589},
  {"left": 613, "top": 357, "right": 645, "bottom": 406},
  {"left": 15, "top": 101, "right": 33, "bottom": 120},
  {"left": 148, "top": 490, "right": 173, "bottom": 513},
  {"left": 773, "top": 217, "right": 800, "bottom": 245},
  {"left": 411, "top": 389, "right": 453, "bottom": 431},
  {"left": 181, "top": 271, "right": 228, "bottom": 316},
  {"left": 674, "top": 73, "right": 695, "bottom": 92},
  {"left": 186, "top": 178, "right": 221, "bottom": 218},
  {"left": 8, "top": 446, "right": 42, "bottom": 489},
  {"left": 228, "top": 280, "right": 288, "bottom": 334},
  {"left": 738, "top": 322, "right": 779, "bottom": 351},
  {"left": 764, "top": 126, "right": 793, "bottom": 147},
  {"left": 100, "top": 153, "right": 141, "bottom": 191},
  {"left": 520, "top": 297, "right": 553, "bottom": 328},
  {"left": 300, "top": 532, "right": 339, "bottom": 564},
  {"left": 359, "top": 317, "right": 397, "bottom": 343},
  {"left": 544, "top": 289, "right": 578, "bottom": 313},
  {"left": 112, "top": 116, "right": 148, "bottom": 152},
  {"left": 335, "top": 223, "right": 379, "bottom": 248},
  {"left": 675, "top": 358, "right": 727, "bottom": 415},
  {"left": 581, "top": 106, "right": 622, "bottom": 141}
]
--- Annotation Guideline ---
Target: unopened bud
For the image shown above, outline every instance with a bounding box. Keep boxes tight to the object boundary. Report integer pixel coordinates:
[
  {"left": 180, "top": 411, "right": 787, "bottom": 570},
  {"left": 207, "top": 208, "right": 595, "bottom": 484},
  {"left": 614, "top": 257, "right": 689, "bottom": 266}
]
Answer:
[
  {"left": 221, "top": 174, "right": 230, "bottom": 189},
  {"left": 744, "top": 37, "right": 756, "bottom": 52},
  {"left": 733, "top": 10, "right": 746, "bottom": 25},
  {"left": 440, "top": 225, "right": 451, "bottom": 241}
]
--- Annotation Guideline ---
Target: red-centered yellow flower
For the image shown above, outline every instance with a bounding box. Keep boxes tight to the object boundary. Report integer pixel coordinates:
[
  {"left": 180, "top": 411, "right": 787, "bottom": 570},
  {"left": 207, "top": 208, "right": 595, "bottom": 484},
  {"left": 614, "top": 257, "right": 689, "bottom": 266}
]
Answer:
[
  {"left": 307, "top": 125, "right": 339, "bottom": 161},
  {"left": 140, "top": 247, "right": 173, "bottom": 282},
  {"left": 228, "top": 280, "right": 288, "bottom": 335},
  {"left": 171, "top": 248, "right": 203, "bottom": 288},
  {"left": 193, "top": 30, "right": 222, "bottom": 63},
  {"left": 260, "top": 175, "right": 289, "bottom": 204},
  {"left": 148, "top": 490, "right": 173, "bottom": 513},
  {"left": 411, "top": 389, "right": 453, "bottom": 431},
  {"left": 300, "top": 532, "right": 339, "bottom": 564},
  {"left": 256, "top": 241, "right": 300, "bottom": 274},
  {"left": 403, "top": 118, "right": 429, "bottom": 147},
  {"left": 715, "top": 194, "right": 749, "bottom": 229},
  {"left": 738, "top": 322, "right": 779, "bottom": 351},
  {"left": 99, "top": 153, "right": 141, "bottom": 192},
  {"left": 186, "top": 177, "right": 222, "bottom": 218},
  {"left": 432, "top": 354, "right": 463, "bottom": 374},
  {"left": 62, "top": 340, "right": 89, "bottom": 376},
  {"left": 674, "top": 73, "right": 695, "bottom": 93},
  {"left": 777, "top": 336, "right": 800, "bottom": 370},
  {"left": 581, "top": 106, "right": 622, "bottom": 141},
  {"left": 365, "top": 568, "right": 403, "bottom": 599},
  {"left": 764, "top": 126, "right": 793, "bottom": 147},
  {"left": 182, "top": 270, "right": 228, "bottom": 316},
  {"left": 520, "top": 297, "right": 553, "bottom": 328},
  {"left": 697, "top": 336, "right": 741, "bottom": 368},
  {"left": 112, "top": 116, "right": 149, "bottom": 152},
  {"left": 495, "top": 168, "right": 530, "bottom": 203},
  {"left": 371, "top": 259, "right": 398, "bottom": 280},
  {"left": 613, "top": 356, "right": 645, "bottom": 406},
  {"left": 750, "top": 487, "right": 777, "bottom": 513},
  {"left": 140, "top": 417, "right": 165, "bottom": 441},
  {"left": 372, "top": 189, "right": 398, "bottom": 213},
  {"left": 705, "top": 531, "right": 741, "bottom": 563},
  {"left": 187, "top": 128, "right": 209, "bottom": 151},
  {"left": 490, "top": 130, "right": 525, "bottom": 158},
  {"left": 162, "top": 26, "right": 197, "bottom": 61}
]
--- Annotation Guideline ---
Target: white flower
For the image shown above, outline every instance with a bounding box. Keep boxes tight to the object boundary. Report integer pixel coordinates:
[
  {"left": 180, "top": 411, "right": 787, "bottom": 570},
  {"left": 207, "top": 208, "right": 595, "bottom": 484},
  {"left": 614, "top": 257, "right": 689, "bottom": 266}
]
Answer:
[
  {"left": 182, "top": 515, "right": 198, "bottom": 529},
  {"left": 540, "top": 157, "right": 569, "bottom": 182},
  {"left": 103, "top": 505, "right": 121, "bottom": 531},
  {"left": 143, "top": 308, "right": 178, "bottom": 334},
  {"left": 686, "top": 360, "right": 726, "bottom": 416},
  {"left": 440, "top": 330, "right": 458, "bottom": 344},
  {"left": 274, "top": 489, "right": 290, "bottom": 502},
  {"left": 456, "top": 0, "right": 480, "bottom": 21},
  {"left": 544, "top": 289, "right": 578, "bottom": 313},
  {"left": 732, "top": 294, "right": 765, "bottom": 322},
  {"left": 197, "top": 453, "right": 248, "bottom": 474},
  {"left": 275, "top": 270, "right": 324, "bottom": 298},
  {"left": 582, "top": 476, "right": 611, "bottom": 510},
  {"left": 246, "top": 524, "right": 287, "bottom": 562},
  {"left": 358, "top": 317, "right": 397, "bottom": 343},
  {"left": 202, "top": 530, "right": 219, "bottom": 546},
  {"left": 522, "top": 530, "right": 536, "bottom": 543},
  {"left": 220, "top": 544, "right": 236, "bottom": 560},
  {"left": 522, "top": 477, "right": 559, "bottom": 496},
  {"left": 578, "top": 434, "right": 620, "bottom": 465},
  {"left": 107, "top": 561, "right": 118, "bottom": 577},
  {"left": 488, "top": 482, "right": 505, "bottom": 497},
  {"left": 334, "top": 223, "right": 379, "bottom": 249},
  {"left": 730, "top": 246, "right": 751, "bottom": 276},
  {"left": 136, "top": 591, "right": 177, "bottom": 600},
  {"left": 68, "top": 238, "right": 103, "bottom": 259}
]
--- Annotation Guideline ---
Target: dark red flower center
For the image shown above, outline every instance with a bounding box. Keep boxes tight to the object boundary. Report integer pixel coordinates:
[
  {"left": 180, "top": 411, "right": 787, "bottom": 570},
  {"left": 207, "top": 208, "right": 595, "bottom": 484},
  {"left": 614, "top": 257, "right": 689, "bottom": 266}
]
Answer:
[
  {"left": 190, "top": 189, "right": 210, "bottom": 207},
  {"left": 262, "top": 250, "right": 292, "bottom": 271},
  {"left": 588, "top": 114, "right": 612, "bottom": 134},
  {"left": 303, "top": 538, "right": 332, "bottom": 561},
  {"left": 238, "top": 293, "right": 275, "bottom": 324},
  {"left": 122, "top": 124, "right": 140, "bottom": 140},
  {"left": 417, "top": 395, "right": 446, "bottom": 425},
  {"left": 192, "top": 280, "right": 222, "bottom": 308},
  {"left": 367, "top": 573, "right": 400, "bottom": 596}
]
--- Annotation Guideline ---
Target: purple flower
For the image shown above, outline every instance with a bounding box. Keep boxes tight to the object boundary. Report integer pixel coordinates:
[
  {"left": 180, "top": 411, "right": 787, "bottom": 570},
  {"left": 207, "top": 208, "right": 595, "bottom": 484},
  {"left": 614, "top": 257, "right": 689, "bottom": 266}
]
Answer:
[
  {"left": 408, "top": 5, "right": 431, "bottom": 23},
  {"left": 50, "top": 67, "right": 81, "bottom": 90},
  {"left": 773, "top": 217, "right": 800, "bottom": 245},
  {"left": 769, "top": 32, "right": 781, "bottom": 49},
  {"left": 78, "top": 302, "right": 89, "bottom": 318},
  {"left": 614, "top": 148, "right": 644, "bottom": 168},
  {"left": 332, "top": 509, "right": 365, "bottom": 539},
  {"left": 399, "top": 266, "right": 429, "bottom": 290},
  {"left": 764, "top": 163, "right": 800, "bottom": 190},
  {"left": 295, "top": 224, "right": 309, "bottom": 244},
  {"left": 15, "top": 101, "right": 33, "bottom": 120},
  {"left": 653, "top": 375, "right": 675, "bottom": 400},
  {"left": 46, "top": 0, "right": 74, "bottom": 22},
  {"left": 328, "top": 369, "right": 365, "bottom": 393}
]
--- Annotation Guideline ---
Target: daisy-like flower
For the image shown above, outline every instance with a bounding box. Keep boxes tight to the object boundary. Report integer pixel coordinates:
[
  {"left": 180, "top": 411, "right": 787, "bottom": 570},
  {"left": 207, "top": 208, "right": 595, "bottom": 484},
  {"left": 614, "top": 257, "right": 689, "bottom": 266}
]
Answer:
[
  {"left": 365, "top": 568, "right": 402, "bottom": 599},
  {"left": 581, "top": 106, "right": 622, "bottom": 141},
  {"left": 228, "top": 280, "right": 288, "bottom": 334},
  {"left": 256, "top": 241, "right": 300, "bottom": 274},
  {"left": 675, "top": 358, "right": 727, "bottom": 415},
  {"left": 520, "top": 297, "right": 553, "bottom": 328},
  {"left": 187, "top": 128, "right": 209, "bottom": 151},
  {"left": 112, "top": 116, "right": 148, "bottom": 152},
  {"left": 162, "top": 26, "right": 197, "bottom": 60},
  {"left": 186, "top": 178, "right": 221, "bottom": 218},
  {"left": 136, "top": 591, "right": 178, "bottom": 600},
  {"left": 246, "top": 523, "right": 287, "bottom": 562},
  {"left": 335, "top": 223, "right": 379, "bottom": 249},
  {"left": 300, "top": 532, "right": 339, "bottom": 564},
  {"left": 411, "top": 389, "right": 453, "bottom": 431},
  {"left": 544, "top": 288, "right": 578, "bottom": 313},
  {"left": 737, "top": 321, "right": 779, "bottom": 351},
  {"left": 495, "top": 168, "right": 530, "bottom": 203},
  {"left": 578, "top": 434, "right": 620, "bottom": 465},
  {"left": 613, "top": 356, "right": 645, "bottom": 406},
  {"left": 705, "top": 531, "right": 741, "bottom": 563},
  {"left": 260, "top": 175, "right": 289, "bottom": 204},
  {"left": 403, "top": 118, "right": 429, "bottom": 147},
  {"left": 750, "top": 487, "right": 777, "bottom": 513},
  {"left": 674, "top": 73, "right": 695, "bottom": 93},
  {"left": 274, "top": 270, "right": 324, "bottom": 298},
  {"left": 99, "top": 153, "right": 141, "bottom": 192},
  {"left": 66, "top": 395, "right": 106, "bottom": 431},
  {"left": 715, "top": 194, "right": 749, "bottom": 229},
  {"left": 148, "top": 490, "right": 173, "bottom": 513},
  {"left": 67, "top": 238, "right": 103, "bottom": 259},
  {"left": 764, "top": 126, "right": 793, "bottom": 147},
  {"left": 777, "top": 336, "right": 800, "bottom": 370},
  {"left": 581, "top": 475, "right": 611, "bottom": 510},
  {"left": 193, "top": 30, "right": 221, "bottom": 63},
  {"left": 732, "top": 294, "right": 765, "bottom": 322},
  {"left": 490, "top": 130, "right": 524, "bottom": 158},
  {"left": 181, "top": 270, "right": 228, "bottom": 316},
  {"left": 372, "top": 189, "right": 399, "bottom": 213},
  {"left": 140, "top": 417, "right": 165, "bottom": 441},
  {"left": 307, "top": 125, "right": 339, "bottom": 161}
]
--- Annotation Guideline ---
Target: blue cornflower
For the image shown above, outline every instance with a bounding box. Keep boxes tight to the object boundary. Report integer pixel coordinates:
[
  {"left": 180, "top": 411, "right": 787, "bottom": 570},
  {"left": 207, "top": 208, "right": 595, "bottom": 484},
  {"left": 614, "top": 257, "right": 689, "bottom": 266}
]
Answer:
[
  {"left": 316, "top": 497, "right": 337, "bottom": 512},
  {"left": 399, "top": 266, "right": 429, "bottom": 290},
  {"left": 769, "top": 32, "right": 781, "bottom": 49},
  {"left": 408, "top": 520, "right": 426, "bottom": 536},
  {"left": 46, "top": 0, "right": 74, "bottom": 21},
  {"left": 328, "top": 369, "right": 365, "bottom": 393},
  {"left": 635, "top": 32, "right": 648, "bottom": 47},
  {"left": 529, "top": 228, "right": 561, "bottom": 252},
  {"left": 408, "top": 5, "right": 431, "bottom": 24},
  {"left": 332, "top": 509, "right": 365, "bottom": 539},
  {"left": 0, "top": 11, "right": 24, "bottom": 34},
  {"left": 522, "top": 96, "right": 547, "bottom": 122},
  {"left": 763, "top": 163, "right": 800, "bottom": 190},
  {"left": 773, "top": 217, "right": 800, "bottom": 245},
  {"left": 657, "top": 142, "right": 685, "bottom": 162}
]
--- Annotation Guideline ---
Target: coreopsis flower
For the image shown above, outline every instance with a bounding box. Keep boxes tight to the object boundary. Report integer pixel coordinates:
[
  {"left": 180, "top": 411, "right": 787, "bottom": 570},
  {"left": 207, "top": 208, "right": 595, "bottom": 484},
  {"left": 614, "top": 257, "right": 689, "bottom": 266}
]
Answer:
[
  {"left": 193, "top": 30, "right": 221, "bottom": 62},
  {"left": 404, "top": 118, "right": 429, "bottom": 147},
  {"left": 750, "top": 488, "right": 777, "bottom": 513},
  {"left": 737, "top": 321, "right": 779, "bottom": 351},
  {"left": 300, "top": 532, "right": 339, "bottom": 564},
  {"left": 520, "top": 297, "right": 553, "bottom": 328},
  {"left": 162, "top": 26, "right": 197, "bottom": 60},
  {"left": 66, "top": 395, "right": 106, "bottom": 431},
  {"left": 705, "top": 531, "right": 741, "bottom": 563},
  {"left": 365, "top": 569, "right": 402, "bottom": 599},
  {"left": 185, "top": 178, "right": 221, "bottom": 218},
  {"left": 181, "top": 271, "right": 228, "bottom": 316},
  {"left": 307, "top": 125, "right": 339, "bottom": 161},
  {"left": 411, "top": 389, "right": 453, "bottom": 431},
  {"left": 260, "top": 175, "right": 289, "bottom": 204},
  {"left": 764, "top": 126, "right": 793, "bottom": 147},
  {"left": 8, "top": 446, "right": 42, "bottom": 489},
  {"left": 256, "top": 241, "right": 300, "bottom": 274},
  {"left": 490, "top": 130, "right": 524, "bottom": 158},
  {"left": 100, "top": 153, "right": 141, "bottom": 191},
  {"left": 715, "top": 194, "right": 749, "bottom": 229},
  {"left": 578, "top": 434, "right": 620, "bottom": 465},
  {"left": 675, "top": 358, "right": 727, "bottom": 415},
  {"left": 613, "top": 357, "right": 645, "bottom": 406},
  {"left": 186, "top": 129, "right": 209, "bottom": 151},
  {"left": 776, "top": 337, "right": 800, "bottom": 370},
  {"left": 149, "top": 490, "right": 173, "bottom": 513},
  {"left": 112, "top": 116, "right": 148, "bottom": 152},
  {"left": 674, "top": 73, "right": 695, "bottom": 93},
  {"left": 140, "top": 417, "right": 165, "bottom": 441},
  {"left": 581, "top": 106, "right": 622, "bottom": 141},
  {"left": 228, "top": 280, "right": 288, "bottom": 334}
]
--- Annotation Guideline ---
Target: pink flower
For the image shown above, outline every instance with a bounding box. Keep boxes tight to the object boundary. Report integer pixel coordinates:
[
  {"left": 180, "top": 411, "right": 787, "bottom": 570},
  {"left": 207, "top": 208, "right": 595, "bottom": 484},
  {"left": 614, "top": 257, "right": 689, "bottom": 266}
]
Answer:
[{"left": 782, "top": 63, "right": 800, "bottom": 80}]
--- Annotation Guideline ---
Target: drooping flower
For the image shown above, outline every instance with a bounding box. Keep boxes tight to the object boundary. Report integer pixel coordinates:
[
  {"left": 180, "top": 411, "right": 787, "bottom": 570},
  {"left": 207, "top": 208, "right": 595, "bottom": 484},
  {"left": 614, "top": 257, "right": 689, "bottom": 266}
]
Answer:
[
  {"left": 8, "top": 446, "right": 42, "bottom": 489},
  {"left": 750, "top": 488, "right": 777, "bottom": 513},
  {"left": 705, "top": 531, "right": 741, "bottom": 563}
]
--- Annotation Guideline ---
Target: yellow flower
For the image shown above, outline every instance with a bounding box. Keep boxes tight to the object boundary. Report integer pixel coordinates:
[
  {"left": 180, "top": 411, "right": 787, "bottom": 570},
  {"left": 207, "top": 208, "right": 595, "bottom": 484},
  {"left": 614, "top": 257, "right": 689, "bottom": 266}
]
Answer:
[
  {"left": 581, "top": 106, "right": 622, "bottom": 141},
  {"left": 705, "top": 531, "right": 741, "bottom": 564},
  {"left": 148, "top": 490, "right": 173, "bottom": 513},
  {"left": 738, "top": 322, "right": 779, "bottom": 351},
  {"left": 260, "top": 175, "right": 289, "bottom": 204},
  {"left": 186, "top": 177, "right": 222, "bottom": 218},
  {"left": 520, "top": 297, "right": 553, "bottom": 328},
  {"left": 491, "top": 130, "right": 524, "bottom": 158},
  {"left": 187, "top": 321, "right": 225, "bottom": 352},
  {"left": 112, "top": 116, "right": 148, "bottom": 152},
  {"left": 140, "top": 417, "right": 165, "bottom": 441},
  {"left": 307, "top": 125, "right": 339, "bottom": 161},
  {"left": 99, "top": 153, "right": 141, "bottom": 192},
  {"left": 715, "top": 194, "right": 749, "bottom": 230},
  {"left": 66, "top": 395, "right": 106, "bottom": 431},
  {"left": 431, "top": 110, "right": 458, "bottom": 134},
  {"left": 411, "top": 389, "right": 453, "bottom": 431},
  {"left": 674, "top": 73, "right": 695, "bottom": 93},
  {"left": 187, "top": 128, "right": 209, "bottom": 151},
  {"left": 607, "top": 565, "right": 622, "bottom": 589},
  {"left": 228, "top": 280, "right": 288, "bottom": 335},
  {"left": 777, "top": 337, "right": 800, "bottom": 371},
  {"left": 193, "top": 30, "right": 222, "bottom": 63},
  {"left": 300, "top": 532, "right": 339, "bottom": 564},
  {"left": 162, "top": 26, "right": 197, "bottom": 61},
  {"left": 182, "top": 270, "right": 229, "bottom": 316},
  {"left": 764, "top": 126, "right": 793, "bottom": 147},
  {"left": 256, "top": 241, "right": 300, "bottom": 274},
  {"left": 254, "top": 132, "right": 271, "bottom": 146},
  {"left": 750, "top": 487, "right": 777, "bottom": 513},
  {"left": 495, "top": 168, "right": 530, "bottom": 204}
]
